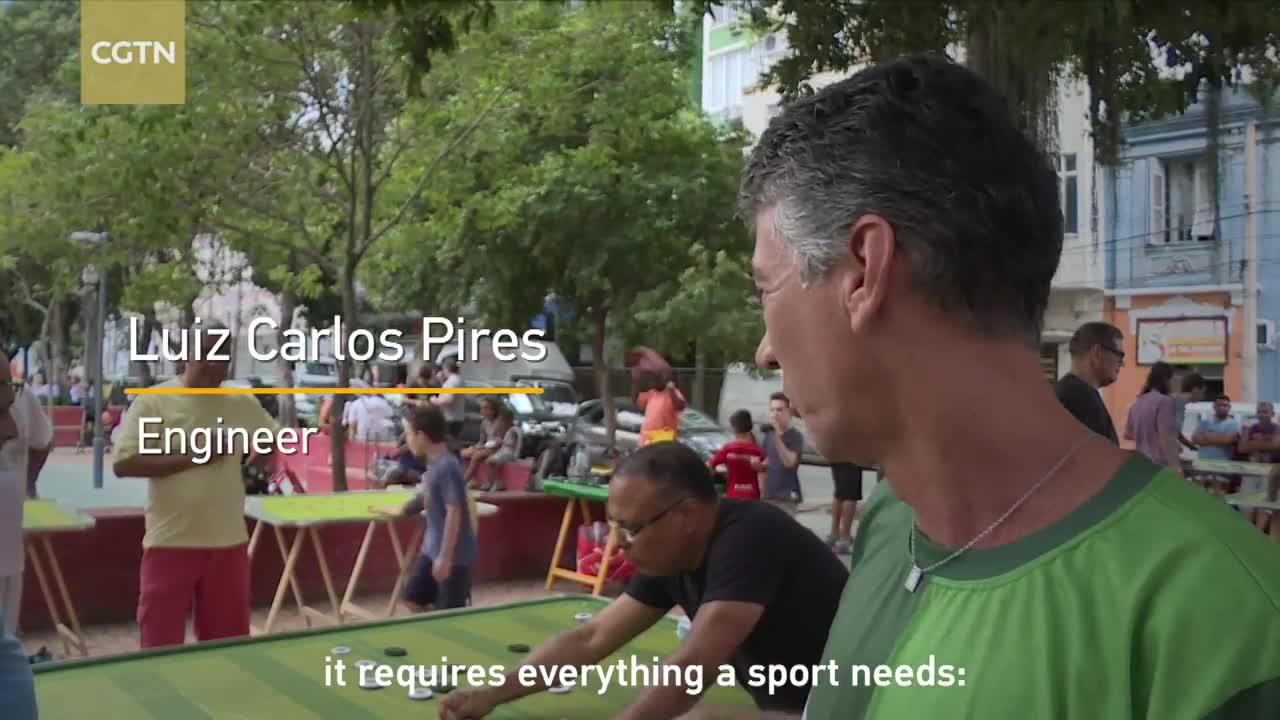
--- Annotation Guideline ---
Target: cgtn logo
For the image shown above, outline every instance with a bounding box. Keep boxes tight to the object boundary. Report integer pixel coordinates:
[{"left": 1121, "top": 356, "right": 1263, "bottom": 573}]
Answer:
[{"left": 90, "top": 41, "right": 177, "bottom": 65}]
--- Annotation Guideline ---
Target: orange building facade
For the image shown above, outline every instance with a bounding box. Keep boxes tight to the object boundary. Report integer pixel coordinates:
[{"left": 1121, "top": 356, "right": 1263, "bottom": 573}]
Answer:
[{"left": 1100, "top": 290, "right": 1245, "bottom": 436}]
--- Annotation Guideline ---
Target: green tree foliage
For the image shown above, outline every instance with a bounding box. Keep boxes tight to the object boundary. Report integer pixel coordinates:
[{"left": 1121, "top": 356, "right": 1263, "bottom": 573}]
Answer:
[
  {"left": 682, "top": 0, "right": 1280, "bottom": 165},
  {"left": 0, "top": 0, "right": 79, "bottom": 148},
  {"left": 397, "top": 2, "right": 750, "bottom": 443}
]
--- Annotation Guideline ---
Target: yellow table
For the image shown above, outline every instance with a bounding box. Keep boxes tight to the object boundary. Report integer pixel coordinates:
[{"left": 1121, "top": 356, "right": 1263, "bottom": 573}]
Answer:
[
  {"left": 22, "top": 499, "right": 95, "bottom": 656},
  {"left": 541, "top": 478, "right": 618, "bottom": 596},
  {"left": 243, "top": 491, "right": 497, "bottom": 634}
]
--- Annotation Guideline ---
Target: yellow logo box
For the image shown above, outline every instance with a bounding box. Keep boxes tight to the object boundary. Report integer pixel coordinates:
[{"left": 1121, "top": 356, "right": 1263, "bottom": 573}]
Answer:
[{"left": 81, "top": 0, "right": 186, "bottom": 105}]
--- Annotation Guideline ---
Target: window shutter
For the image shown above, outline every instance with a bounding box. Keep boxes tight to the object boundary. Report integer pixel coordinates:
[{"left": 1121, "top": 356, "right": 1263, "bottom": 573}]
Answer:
[
  {"left": 1148, "top": 158, "right": 1166, "bottom": 244},
  {"left": 1191, "top": 160, "right": 1214, "bottom": 239}
]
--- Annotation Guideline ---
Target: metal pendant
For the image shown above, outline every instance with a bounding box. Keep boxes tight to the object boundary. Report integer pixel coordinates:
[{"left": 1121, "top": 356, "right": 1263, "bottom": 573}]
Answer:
[{"left": 904, "top": 565, "right": 923, "bottom": 593}]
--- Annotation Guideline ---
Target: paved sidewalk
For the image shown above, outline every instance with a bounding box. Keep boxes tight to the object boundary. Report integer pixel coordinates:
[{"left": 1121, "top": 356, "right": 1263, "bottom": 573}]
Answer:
[{"left": 32, "top": 448, "right": 144, "bottom": 508}]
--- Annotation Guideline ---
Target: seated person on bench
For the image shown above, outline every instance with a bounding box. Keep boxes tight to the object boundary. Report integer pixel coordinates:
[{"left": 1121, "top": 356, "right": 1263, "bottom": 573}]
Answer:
[
  {"left": 477, "top": 405, "right": 520, "bottom": 492},
  {"left": 462, "top": 397, "right": 501, "bottom": 487}
]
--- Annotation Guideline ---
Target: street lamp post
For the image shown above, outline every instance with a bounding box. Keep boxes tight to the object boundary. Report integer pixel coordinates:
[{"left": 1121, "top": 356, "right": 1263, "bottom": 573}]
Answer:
[{"left": 73, "top": 232, "right": 109, "bottom": 490}]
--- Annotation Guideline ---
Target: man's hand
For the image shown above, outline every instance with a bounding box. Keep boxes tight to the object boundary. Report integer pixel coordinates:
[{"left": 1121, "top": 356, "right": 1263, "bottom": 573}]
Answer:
[
  {"left": 433, "top": 555, "right": 451, "bottom": 582},
  {"left": 439, "top": 687, "right": 499, "bottom": 720}
]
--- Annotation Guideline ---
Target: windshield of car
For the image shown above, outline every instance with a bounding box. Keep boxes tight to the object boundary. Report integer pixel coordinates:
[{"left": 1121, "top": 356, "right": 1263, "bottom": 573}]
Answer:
[
  {"left": 515, "top": 380, "right": 577, "bottom": 415},
  {"left": 303, "top": 363, "right": 336, "bottom": 376},
  {"left": 678, "top": 409, "right": 721, "bottom": 432},
  {"left": 507, "top": 392, "right": 550, "bottom": 415}
]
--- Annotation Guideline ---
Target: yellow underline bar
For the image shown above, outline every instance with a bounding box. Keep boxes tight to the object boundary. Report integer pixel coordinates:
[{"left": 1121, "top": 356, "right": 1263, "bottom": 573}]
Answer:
[{"left": 124, "top": 387, "right": 544, "bottom": 396}]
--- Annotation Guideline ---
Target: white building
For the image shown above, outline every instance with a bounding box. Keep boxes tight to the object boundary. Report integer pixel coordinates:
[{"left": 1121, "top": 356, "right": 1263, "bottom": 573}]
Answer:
[
  {"left": 702, "top": 5, "right": 1105, "bottom": 380},
  {"left": 99, "top": 234, "right": 289, "bottom": 382}
]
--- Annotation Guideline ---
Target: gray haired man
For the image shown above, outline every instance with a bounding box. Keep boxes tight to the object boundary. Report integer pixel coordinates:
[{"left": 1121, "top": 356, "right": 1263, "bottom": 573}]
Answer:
[{"left": 741, "top": 53, "right": 1280, "bottom": 718}]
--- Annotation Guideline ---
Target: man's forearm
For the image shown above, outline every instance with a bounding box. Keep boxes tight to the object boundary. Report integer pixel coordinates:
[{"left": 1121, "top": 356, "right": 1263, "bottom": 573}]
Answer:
[
  {"left": 773, "top": 435, "right": 799, "bottom": 468},
  {"left": 483, "top": 627, "right": 612, "bottom": 705},
  {"left": 113, "top": 453, "right": 194, "bottom": 478},
  {"left": 616, "top": 682, "right": 702, "bottom": 720},
  {"left": 400, "top": 494, "right": 426, "bottom": 517},
  {"left": 27, "top": 446, "right": 50, "bottom": 485}
]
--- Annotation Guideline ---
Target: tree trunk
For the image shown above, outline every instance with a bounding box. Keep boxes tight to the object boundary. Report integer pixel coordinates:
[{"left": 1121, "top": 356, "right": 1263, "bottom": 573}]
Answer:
[
  {"left": 330, "top": 258, "right": 359, "bottom": 492},
  {"left": 54, "top": 297, "right": 74, "bottom": 390},
  {"left": 692, "top": 337, "right": 706, "bottom": 413},
  {"left": 963, "top": 1, "right": 1061, "bottom": 154},
  {"left": 131, "top": 312, "right": 156, "bottom": 386},
  {"left": 276, "top": 280, "right": 298, "bottom": 428},
  {"left": 591, "top": 305, "right": 615, "bottom": 448},
  {"left": 33, "top": 313, "right": 52, "bottom": 414},
  {"left": 48, "top": 299, "right": 68, "bottom": 406}
]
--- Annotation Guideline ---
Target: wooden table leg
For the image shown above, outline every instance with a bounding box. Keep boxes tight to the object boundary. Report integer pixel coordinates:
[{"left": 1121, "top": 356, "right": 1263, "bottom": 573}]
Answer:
[
  {"left": 25, "top": 540, "right": 71, "bottom": 657},
  {"left": 271, "top": 526, "right": 310, "bottom": 625},
  {"left": 340, "top": 521, "right": 378, "bottom": 620},
  {"left": 308, "top": 526, "right": 342, "bottom": 625},
  {"left": 262, "top": 526, "right": 306, "bottom": 634},
  {"left": 385, "top": 523, "right": 422, "bottom": 617},
  {"left": 591, "top": 523, "right": 618, "bottom": 596},
  {"left": 39, "top": 536, "right": 87, "bottom": 656},
  {"left": 247, "top": 521, "right": 264, "bottom": 559},
  {"left": 544, "top": 498, "right": 578, "bottom": 590}
]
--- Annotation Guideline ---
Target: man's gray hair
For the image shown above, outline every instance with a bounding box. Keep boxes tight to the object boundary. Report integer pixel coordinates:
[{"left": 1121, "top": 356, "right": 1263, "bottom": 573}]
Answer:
[{"left": 738, "top": 54, "right": 1064, "bottom": 345}]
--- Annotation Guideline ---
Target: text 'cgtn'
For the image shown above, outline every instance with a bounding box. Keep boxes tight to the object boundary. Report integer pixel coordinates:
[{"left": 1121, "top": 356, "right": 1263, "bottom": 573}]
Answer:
[{"left": 90, "top": 41, "right": 177, "bottom": 65}]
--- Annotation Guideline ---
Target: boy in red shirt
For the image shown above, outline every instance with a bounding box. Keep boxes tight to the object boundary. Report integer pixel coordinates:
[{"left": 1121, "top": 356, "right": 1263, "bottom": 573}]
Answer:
[{"left": 709, "top": 410, "right": 766, "bottom": 499}]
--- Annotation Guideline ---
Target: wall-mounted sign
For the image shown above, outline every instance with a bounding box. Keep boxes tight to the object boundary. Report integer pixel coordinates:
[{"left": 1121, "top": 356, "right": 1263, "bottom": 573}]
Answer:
[{"left": 1136, "top": 317, "right": 1228, "bottom": 365}]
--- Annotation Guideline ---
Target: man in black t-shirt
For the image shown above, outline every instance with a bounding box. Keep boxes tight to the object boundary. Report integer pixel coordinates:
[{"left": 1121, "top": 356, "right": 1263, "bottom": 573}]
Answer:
[
  {"left": 1054, "top": 322, "right": 1124, "bottom": 444},
  {"left": 438, "top": 442, "right": 849, "bottom": 720}
]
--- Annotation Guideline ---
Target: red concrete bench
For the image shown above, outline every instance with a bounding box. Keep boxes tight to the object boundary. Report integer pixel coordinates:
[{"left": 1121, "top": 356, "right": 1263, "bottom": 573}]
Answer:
[
  {"left": 50, "top": 406, "right": 85, "bottom": 448},
  {"left": 495, "top": 459, "right": 534, "bottom": 491}
]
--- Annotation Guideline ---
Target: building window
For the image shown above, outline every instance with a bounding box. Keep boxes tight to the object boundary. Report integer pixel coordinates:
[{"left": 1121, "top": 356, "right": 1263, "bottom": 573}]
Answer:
[
  {"left": 1149, "top": 155, "right": 1215, "bottom": 244},
  {"left": 1057, "top": 153, "right": 1078, "bottom": 236},
  {"left": 706, "top": 46, "right": 763, "bottom": 112}
]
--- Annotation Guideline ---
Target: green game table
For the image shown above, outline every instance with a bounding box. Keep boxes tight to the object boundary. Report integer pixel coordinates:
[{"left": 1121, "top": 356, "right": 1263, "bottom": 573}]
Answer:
[
  {"left": 539, "top": 479, "right": 618, "bottom": 597},
  {"left": 1190, "top": 459, "right": 1276, "bottom": 477},
  {"left": 244, "top": 491, "right": 499, "bottom": 634},
  {"left": 1225, "top": 489, "right": 1280, "bottom": 511},
  {"left": 32, "top": 595, "right": 754, "bottom": 719},
  {"left": 22, "top": 499, "right": 95, "bottom": 657}
]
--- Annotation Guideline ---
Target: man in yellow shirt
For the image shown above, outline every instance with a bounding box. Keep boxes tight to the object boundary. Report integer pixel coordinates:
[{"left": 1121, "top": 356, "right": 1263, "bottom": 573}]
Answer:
[{"left": 114, "top": 325, "right": 281, "bottom": 648}]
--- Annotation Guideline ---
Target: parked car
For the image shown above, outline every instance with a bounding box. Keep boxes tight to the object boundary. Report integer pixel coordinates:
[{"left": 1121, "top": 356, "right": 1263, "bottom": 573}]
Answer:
[
  {"left": 293, "top": 361, "right": 337, "bottom": 420},
  {"left": 557, "top": 397, "right": 735, "bottom": 470},
  {"left": 221, "top": 376, "right": 280, "bottom": 418}
]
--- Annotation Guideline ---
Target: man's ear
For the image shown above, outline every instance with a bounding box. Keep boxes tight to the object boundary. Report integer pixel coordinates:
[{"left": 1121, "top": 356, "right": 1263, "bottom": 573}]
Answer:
[{"left": 844, "top": 215, "right": 895, "bottom": 334}]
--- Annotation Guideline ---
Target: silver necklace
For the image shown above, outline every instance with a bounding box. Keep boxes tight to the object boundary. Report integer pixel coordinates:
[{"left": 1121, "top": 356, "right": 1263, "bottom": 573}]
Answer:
[{"left": 903, "top": 434, "right": 1091, "bottom": 593}]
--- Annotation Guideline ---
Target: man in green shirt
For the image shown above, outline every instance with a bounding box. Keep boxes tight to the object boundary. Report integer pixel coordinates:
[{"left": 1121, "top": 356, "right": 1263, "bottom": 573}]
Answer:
[{"left": 737, "top": 53, "right": 1280, "bottom": 718}]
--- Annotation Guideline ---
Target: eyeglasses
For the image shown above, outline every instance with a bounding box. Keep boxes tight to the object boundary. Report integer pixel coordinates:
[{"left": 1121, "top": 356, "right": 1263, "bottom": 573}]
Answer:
[
  {"left": 1102, "top": 346, "right": 1125, "bottom": 361},
  {"left": 610, "top": 495, "right": 688, "bottom": 543},
  {"left": 3, "top": 380, "right": 21, "bottom": 395}
]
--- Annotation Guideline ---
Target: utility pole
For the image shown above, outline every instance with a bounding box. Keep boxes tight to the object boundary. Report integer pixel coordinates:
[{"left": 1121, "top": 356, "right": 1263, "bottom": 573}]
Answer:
[
  {"left": 72, "top": 231, "right": 109, "bottom": 489},
  {"left": 1243, "top": 120, "right": 1259, "bottom": 402}
]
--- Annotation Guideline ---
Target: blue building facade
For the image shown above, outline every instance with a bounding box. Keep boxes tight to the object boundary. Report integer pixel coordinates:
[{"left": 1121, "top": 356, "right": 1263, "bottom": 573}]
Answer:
[{"left": 1102, "top": 86, "right": 1280, "bottom": 415}]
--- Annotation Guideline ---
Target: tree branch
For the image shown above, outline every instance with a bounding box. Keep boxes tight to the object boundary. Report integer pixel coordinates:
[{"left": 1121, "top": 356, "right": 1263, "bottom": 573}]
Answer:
[{"left": 360, "top": 82, "right": 514, "bottom": 258}]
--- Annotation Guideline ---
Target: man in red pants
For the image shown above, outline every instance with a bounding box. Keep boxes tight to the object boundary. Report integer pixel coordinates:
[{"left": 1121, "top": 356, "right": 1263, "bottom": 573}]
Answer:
[{"left": 114, "top": 324, "right": 283, "bottom": 648}]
